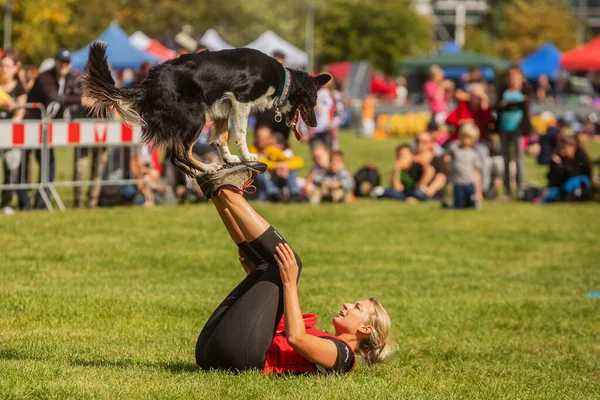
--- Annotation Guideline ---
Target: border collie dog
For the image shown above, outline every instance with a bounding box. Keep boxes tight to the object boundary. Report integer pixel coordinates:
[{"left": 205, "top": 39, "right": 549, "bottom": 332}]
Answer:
[{"left": 82, "top": 42, "right": 331, "bottom": 176}]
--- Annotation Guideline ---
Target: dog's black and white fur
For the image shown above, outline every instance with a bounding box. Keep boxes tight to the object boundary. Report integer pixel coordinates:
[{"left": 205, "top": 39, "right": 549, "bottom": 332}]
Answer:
[{"left": 82, "top": 42, "right": 331, "bottom": 176}]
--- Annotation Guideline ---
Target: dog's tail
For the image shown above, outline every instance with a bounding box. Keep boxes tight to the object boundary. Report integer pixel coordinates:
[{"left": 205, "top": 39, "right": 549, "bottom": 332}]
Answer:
[{"left": 81, "top": 42, "right": 145, "bottom": 127}]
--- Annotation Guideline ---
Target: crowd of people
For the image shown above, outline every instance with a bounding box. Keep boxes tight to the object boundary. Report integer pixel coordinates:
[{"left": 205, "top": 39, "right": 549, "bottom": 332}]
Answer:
[{"left": 0, "top": 46, "right": 597, "bottom": 215}]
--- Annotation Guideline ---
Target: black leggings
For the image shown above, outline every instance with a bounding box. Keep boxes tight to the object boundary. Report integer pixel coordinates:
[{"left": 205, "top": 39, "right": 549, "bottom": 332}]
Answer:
[{"left": 195, "top": 226, "right": 302, "bottom": 371}]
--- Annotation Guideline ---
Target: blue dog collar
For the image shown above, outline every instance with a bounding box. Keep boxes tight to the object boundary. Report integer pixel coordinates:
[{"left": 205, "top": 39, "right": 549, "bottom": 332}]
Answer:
[
  {"left": 274, "top": 68, "right": 291, "bottom": 123},
  {"left": 276, "top": 68, "right": 291, "bottom": 107}
]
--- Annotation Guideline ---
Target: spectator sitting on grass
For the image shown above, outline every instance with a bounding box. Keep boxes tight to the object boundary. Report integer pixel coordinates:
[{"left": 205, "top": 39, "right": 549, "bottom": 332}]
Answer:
[
  {"left": 372, "top": 144, "right": 433, "bottom": 202},
  {"left": 137, "top": 144, "right": 176, "bottom": 207},
  {"left": 413, "top": 131, "right": 448, "bottom": 200},
  {"left": 426, "top": 120, "right": 451, "bottom": 149},
  {"left": 539, "top": 134, "right": 592, "bottom": 203},
  {"left": 445, "top": 123, "right": 483, "bottom": 209},
  {"left": 309, "top": 150, "right": 355, "bottom": 204},
  {"left": 303, "top": 144, "right": 330, "bottom": 199},
  {"left": 537, "top": 118, "right": 566, "bottom": 166},
  {"left": 249, "top": 125, "right": 304, "bottom": 202}
]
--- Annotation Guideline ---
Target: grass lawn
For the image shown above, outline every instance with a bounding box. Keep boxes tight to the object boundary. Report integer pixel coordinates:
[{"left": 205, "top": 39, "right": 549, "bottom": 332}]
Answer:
[{"left": 1, "top": 133, "right": 599, "bottom": 399}]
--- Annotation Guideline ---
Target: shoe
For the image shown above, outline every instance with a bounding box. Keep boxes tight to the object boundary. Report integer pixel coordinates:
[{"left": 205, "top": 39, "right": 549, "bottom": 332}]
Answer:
[
  {"left": 196, "top": 162, "right": 267, "bottom": 199},
  {"left": 289, "top": 194, "right": 307, "bottom": 203},
  {"left": 2, "top": 206, "right": 15, "bottom": 215},
  {"left": 484, "top": 186, "right": 498, "bottom": 200},
  {"left": 268, "top": 191, "right": 283, "bottom": 202},
  {"left": 205, "top": 162, "right": 268, "bottom": 198},
  {"left": 370, "top": 186, "right": 385, "bottom": 198}
]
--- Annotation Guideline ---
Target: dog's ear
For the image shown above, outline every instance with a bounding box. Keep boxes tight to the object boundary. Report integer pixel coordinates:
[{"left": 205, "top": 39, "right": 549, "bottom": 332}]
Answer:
[{"left": 314, "top": 73, "right": 332, "bottom": 88}]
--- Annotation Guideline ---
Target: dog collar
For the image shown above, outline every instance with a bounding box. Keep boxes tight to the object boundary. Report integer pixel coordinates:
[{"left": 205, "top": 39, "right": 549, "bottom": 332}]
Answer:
[
  {"left": 274, "top": 68, "right": 291, "bottom": 122},
  {"left": 277, "top": 68, "right": 291, "bottom": 106}
]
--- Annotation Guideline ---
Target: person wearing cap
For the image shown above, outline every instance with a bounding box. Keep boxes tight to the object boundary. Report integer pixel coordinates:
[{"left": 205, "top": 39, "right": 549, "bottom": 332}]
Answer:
[{"left": 28, "top": 48, "right": 82, "bottom": 208}]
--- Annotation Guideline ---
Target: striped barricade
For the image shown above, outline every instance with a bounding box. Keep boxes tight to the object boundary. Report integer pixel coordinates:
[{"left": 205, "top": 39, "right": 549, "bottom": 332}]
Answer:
[
  {"left": 0, "top": 120, "right": 142, "bottom": 149},
  {"left": 0, "top": 117, "right": 143, "bottom": 212}
]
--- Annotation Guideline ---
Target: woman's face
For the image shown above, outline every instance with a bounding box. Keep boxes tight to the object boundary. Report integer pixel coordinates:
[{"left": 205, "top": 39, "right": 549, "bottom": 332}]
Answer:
[
  {"left": 2, "top": 57, "right": 19, "bottom": 81},
  {"left": 313, "top": 147, "right": 330, "bottom": 169},
  {"left": 559, "top": 143, "right": 576, "bottom": 159},
  {"left": 332, "top": 299, "right": 373, "bottom": 335},
  {"left": 508, "top": 68, "right": 523, "bottom": 88},
  {"left": 416, "top": 133, "right": 433, "bottom": 153}
]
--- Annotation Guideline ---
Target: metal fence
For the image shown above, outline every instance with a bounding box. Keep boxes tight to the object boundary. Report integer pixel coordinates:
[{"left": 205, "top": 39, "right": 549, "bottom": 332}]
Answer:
[{"left": 0, "top": 103, "right": 142, "bottom": 212}]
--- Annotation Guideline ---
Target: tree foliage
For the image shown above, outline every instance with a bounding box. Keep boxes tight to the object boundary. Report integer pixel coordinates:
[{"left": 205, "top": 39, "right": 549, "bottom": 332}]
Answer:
[
  {"left": 462, "top": 25, "right": 497, "bottom": 56},
  {"left": 3, "top": 0, "right": 433, "bottom": 71},
  {"left": 476, "top": 0, "right": 577, "bottom": 60},
  {"left": 11, "top": 0, "right": 78, "bottom": 63},
  {"left": 316, "top": 0, "right": 433, "bottom": 74}
]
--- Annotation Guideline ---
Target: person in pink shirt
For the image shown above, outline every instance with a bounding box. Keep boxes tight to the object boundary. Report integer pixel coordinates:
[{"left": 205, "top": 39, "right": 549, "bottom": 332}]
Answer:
[{"left": 424, "top": 65, "right": 451, "bottom": 126}]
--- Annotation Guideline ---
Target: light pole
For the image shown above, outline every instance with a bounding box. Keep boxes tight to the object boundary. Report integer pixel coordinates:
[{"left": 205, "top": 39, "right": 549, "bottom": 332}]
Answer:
[
  {"left": 305, "top": 3, "right": 316, "bottom": 72},
  {"left": 4, "top": 1, "right": 14, "bottom": 49},
  {"left": 577, "top": 0, "right": 587, "bottom": 45}
]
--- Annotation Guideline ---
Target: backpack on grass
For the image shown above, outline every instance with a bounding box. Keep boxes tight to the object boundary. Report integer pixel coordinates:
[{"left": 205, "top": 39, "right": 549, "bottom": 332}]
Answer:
[{"left": 353, "top": 165, "right": 381, "bottom": 197}]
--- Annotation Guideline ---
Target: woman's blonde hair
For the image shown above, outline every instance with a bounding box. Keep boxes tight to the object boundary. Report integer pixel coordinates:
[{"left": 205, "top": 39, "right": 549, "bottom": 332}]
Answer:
[{"left": 356, "top": 297, "right": 394, "bottom": 367}]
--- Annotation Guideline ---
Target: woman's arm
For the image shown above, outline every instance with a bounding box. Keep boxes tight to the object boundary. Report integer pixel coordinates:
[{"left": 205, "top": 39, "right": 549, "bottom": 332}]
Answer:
[
  {"left": 13, "top": 93, "right": 26, "bottom": 122},
  {"left": 275, "top": 244, "right": 339, "bottom": 370},
  {"left": 304, "top": 170, "right": 317, "bottom": 195},
  {"left": 419, "top": 164, "right": 435, "bottom": 187},
  {"left": 391, "top": 162, "right": 404, "bottom": 192}
]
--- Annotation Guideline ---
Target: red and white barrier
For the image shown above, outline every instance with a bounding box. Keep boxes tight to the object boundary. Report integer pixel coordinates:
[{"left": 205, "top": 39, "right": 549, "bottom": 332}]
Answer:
[{"left": 0, "top": 120, "right": 142, "bottom": 149}]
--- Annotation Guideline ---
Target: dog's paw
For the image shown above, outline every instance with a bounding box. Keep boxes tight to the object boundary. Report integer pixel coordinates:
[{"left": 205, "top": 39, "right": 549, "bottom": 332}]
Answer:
[
  {"left": 202, "top": 162, "right": 222, "bottom": 174},
  {"left": 224, "top": 155, "right": 242, "bottom": 164},
  {"left": 241, "top": 153, "right": 260, "bottom": 162}
]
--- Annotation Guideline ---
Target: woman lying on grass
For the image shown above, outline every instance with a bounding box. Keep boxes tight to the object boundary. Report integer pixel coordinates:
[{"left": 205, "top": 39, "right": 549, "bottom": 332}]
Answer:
[{"left": 194, "top": 162, "right": 393, "bottom": 374}]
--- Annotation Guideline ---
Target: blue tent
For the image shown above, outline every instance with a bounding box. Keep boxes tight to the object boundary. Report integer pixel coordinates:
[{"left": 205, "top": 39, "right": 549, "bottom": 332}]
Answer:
[
  {"left": 72, "top": 23, "right": 159, "bottom": 71},
  {"left": 519, "top": 42, "right": 561, "bottom": 80},
  {"left": 439, "top": 42, "right": 462, "bottom": 55},
  {"left": 437, "top": 42, "right": 495, "bottom": 80}
]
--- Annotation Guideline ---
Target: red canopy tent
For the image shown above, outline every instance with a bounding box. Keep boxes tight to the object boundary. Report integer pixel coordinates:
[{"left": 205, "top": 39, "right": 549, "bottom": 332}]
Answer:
[
  {"left": 325, "top": 61, "right": 352, "bottom": 81},
  {"left": 560, "top": 36, "right": 600, "bottom": 70},
  {"left": 146, "top": 40, "right": 175, "bottom": 61}
]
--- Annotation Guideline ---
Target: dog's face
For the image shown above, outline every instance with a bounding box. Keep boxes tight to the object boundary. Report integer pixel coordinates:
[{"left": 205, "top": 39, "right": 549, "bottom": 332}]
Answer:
[{"left": 286, "top": 72, "right": 332, "bottom": 140}]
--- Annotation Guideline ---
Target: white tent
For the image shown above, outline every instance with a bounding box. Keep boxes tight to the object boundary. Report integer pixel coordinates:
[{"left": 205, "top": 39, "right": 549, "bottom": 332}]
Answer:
[
  {"left": 245, "top": 30, "right": 308, "bottom": 68},
  {"left": 199, "top": 29, "right": 234, "bottom": 51},
  {"left": 129, "top": 31, "right": 152, "bottom": 50}
]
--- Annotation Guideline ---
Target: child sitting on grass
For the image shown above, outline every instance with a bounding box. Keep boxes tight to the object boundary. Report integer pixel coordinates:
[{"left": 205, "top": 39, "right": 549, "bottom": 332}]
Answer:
[
  {"left": 445, "top": 122, "right": 483, "bottom": 209},
  {"left": 372, "top": 144, "right": 431, "bottom": 202},
  {"left": 309, "top": 150, "right": 355, "bottom": 204}
]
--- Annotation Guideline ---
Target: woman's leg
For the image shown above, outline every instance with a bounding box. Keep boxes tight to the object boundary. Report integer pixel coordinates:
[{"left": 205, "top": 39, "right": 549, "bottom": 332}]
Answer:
[
  {"left": 1, "top": 159, "right": 13, "bottom": 208},
  {"left": 217, "top": 189, "right": 271, "bottom": 241},
  {"left": 196, "top": 189, "right": 302, "bottom": 371},
  {"left": 383, "top": 187, "right": 407, "bottom": 201},
  {"left": 212, "top": 195, "right": 263, "bottom": 266},
  {"left": 500, "top": 133, "right": 511, "bottom": 196},
  {"left": 212, "top": 196, "right": 246, "bottom": 244},
  {"left": 514, "top": 134, "right": 525, "bottom": 196}
]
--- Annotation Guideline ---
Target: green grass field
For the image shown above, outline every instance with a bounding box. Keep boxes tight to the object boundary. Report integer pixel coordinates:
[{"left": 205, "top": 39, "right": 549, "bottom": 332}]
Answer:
[{"left": 1, "top": 133, "right": 600, "bottom": 399}]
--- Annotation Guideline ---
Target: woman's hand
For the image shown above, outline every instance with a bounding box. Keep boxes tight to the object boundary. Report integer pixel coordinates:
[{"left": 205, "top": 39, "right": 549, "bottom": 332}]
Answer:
[
  {"left": 0, "top": 100, "right": 15, "bottom": 111},
  {"left": 552, "top": 154, "right": 562, "bottom": 164},
  {"left": 275, "top": 243, "right": 298, "bottom": 286},
  {"left": 393, "top": 159, "right": 404, "bottom": 172}
]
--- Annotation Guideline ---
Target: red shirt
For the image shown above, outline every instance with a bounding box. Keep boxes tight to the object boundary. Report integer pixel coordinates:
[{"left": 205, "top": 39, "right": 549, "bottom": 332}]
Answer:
[
  {"left": 446, "top": 101, "right": 492, "bottom": 141},
  {"left": 263, "top": 314, "right": 356, "bottom": 375}
]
